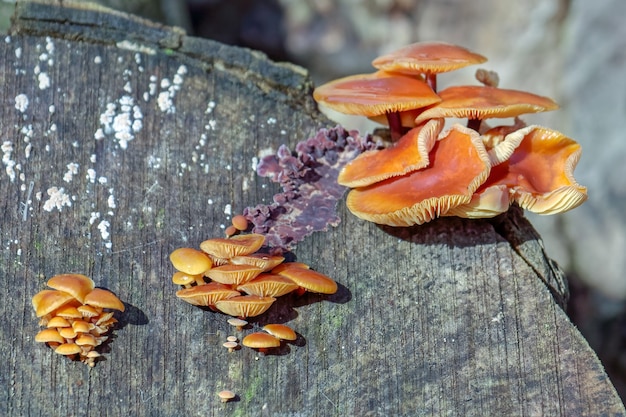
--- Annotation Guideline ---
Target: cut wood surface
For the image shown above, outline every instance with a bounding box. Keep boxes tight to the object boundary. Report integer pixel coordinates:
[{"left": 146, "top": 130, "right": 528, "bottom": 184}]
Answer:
[{"left": 0, "top": 2, "right": 623, "bottom": 416}]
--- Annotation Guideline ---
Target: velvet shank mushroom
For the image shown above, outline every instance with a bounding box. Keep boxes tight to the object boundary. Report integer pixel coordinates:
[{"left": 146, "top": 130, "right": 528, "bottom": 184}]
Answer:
[
  {"left": 414, "top": 85, "right": 559, "bottom": 128},
  {"left": 345, "top": 124, "right": 491, "bottom": 226},
  {"left": 372, "top": 41, "right": 487, "bottom": 90},
  {"left": 338, "top": 118, "right": 443, "bottom": 188},
  {"left": 215, "top": 295, "right": 276, "bottom": 318},
  {"left": 313, "top": 70, "right": 441, "bottom": 138},
  {"left": 200, "top": 233, "right": 265, "bottom": 259}
]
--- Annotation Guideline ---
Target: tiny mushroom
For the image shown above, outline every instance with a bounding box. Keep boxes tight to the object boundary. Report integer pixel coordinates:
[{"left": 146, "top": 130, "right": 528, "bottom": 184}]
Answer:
[
  {"left": 231, "top": 214, "right": 249, "bottom": 231},
  {"left": 218, "top": 390, "right": 236, "bottom": 403},
  {"left": 172, "top": 271, "right": 204, "bottom": 288},
  {"left": 222, "top": 341, "right": 239, "bottom": 353},
  {"left": 227, "top": 317, "right": 248, "bottom": 331},
  {"left": 242, "top": 332, "right": 281, "bottom": 354},
  {"left": 262, "top": 324, "right": 297, "bottom": 341}
]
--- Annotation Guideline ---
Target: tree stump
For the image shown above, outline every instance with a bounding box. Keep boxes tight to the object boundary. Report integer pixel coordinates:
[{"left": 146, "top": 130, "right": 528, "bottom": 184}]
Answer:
[{"left": 0, "top": 2, "right": 623, "bottom": 416}]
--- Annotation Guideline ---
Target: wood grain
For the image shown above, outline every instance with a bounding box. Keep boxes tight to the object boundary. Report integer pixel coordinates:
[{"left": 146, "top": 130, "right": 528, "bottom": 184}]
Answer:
[{"left": 0, "top": 2, "right": 623, "bottom": 416}]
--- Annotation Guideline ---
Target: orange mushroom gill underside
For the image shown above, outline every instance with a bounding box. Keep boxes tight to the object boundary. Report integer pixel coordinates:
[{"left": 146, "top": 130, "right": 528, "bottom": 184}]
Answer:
[{"left": 346, "top": 124, "right": 491, "bottom": 226}]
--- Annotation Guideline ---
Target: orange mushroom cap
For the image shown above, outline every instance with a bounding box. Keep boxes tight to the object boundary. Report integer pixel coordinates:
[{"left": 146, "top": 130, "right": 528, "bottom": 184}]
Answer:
[
  {"left": 414, "top": 85, "right": 559, "bottom": 125},
  {"left": 35, "top": 328, "right": 65, "bottom": 344},
  {"left": 262, "top": 324, "right": 297, "bottom": 341},
  {"left": 46, "top": 316, "right": 71, "bottom": 328},
  {"left": 345, "top": 124, "right": 491, "bottom": 226},
  {"left": 236, "top": 274, "right": 299, "bottom": 298},
  {"left": 46, "top": 274, "right": 95, "bottom": 304},
  {"left": 205, "top": 264, "right": 264, "bottom": 286},
  {"left": 200, "top": 233, "right": 265, "bottom": 259},
  {"left": 84, "top": 288, "right": 125, "bottom": 312},
  {"left": 313, "top": 70, "right": 441, "bottom": 117},
  {"left": 242, "top": 332, "right": 281, "bottom": 349},
  {"left": 55, "top": 343, "right": 81, "bottom": 356},
  {"left": 480, "top": 125, "right": 587, "bottom": 214},
  {"left": 372, "top": 41, "right": 487, "bottom": 75},
  {"left": 175, "top": 282, "right": 240, "bottom": 307},
  {"left": 215, "top": 295, "right": 276, "bottom": 318},
  {"left": 230, "top": 253, "right": 285, "bottom": 272},
  {"left": 338, "top": 118, "right": 444, "bottom": 188},
  {"left": 32, "top": 289, "right": 75, "bottom": 317},
  {"left": 169, "top": 247, "right": 213, "bottom": 275},
  {"left": 270, "top": 262, "right": 310, "bottom": 274},
  {"left": 274, "top": 266, "right": 338, "bottom": 295}
]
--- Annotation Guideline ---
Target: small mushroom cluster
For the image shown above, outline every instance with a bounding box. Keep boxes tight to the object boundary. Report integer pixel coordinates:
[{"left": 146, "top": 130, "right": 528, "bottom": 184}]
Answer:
[
  {"left": 313, "top": 41, "right": 587, "bottom": 226},
  {"left": 222, "top": 321, "right": 298, "bottom": 355},
  {"left": 170, "top": 230, "right": 337, "bottom": 354},
  {"left": 32, "top": 274, "right": 125, "bottom": 367}
]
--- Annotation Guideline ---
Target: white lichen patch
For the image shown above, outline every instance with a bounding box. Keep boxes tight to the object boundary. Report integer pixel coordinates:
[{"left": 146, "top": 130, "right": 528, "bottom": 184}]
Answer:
[
  {"left": 38, "top": 72, "right": 51, "bottom": 89},
  {"left": 97, "top": 219, "right": 111, "bottom": 240},
  {"left": 206, "top": 100, "right": 216, "bottom": 114},
  {"left": 42, "top": 187, "right": 72, "bottom": 212},
  {"left": 63, "top": 162, "right": 79, "bottom": 183},
  {"left": 116, "top": 40, "right": 156, "bottom": 55},
  {"left": 14, "top": 94, "right": 29, "bottom": 112},
  {"left": 2, "top": 141, "right": 16, "bottom": 182},
  {"left": 97, "top": 95, "right": 143, "bottom": 149}
]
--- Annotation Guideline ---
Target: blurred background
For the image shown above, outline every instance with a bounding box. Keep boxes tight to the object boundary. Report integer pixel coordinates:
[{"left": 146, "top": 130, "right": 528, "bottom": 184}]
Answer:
[{"left": 2, "top": 0, "right": 625, "bottom": 399}]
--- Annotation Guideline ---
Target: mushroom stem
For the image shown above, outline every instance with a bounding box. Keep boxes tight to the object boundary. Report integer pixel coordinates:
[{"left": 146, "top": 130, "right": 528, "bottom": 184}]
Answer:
[
  {"left": 425, "top": 73, "right": 437, "bottom": 91},
  {"left": 384, "top": 111, "right": 403, "bottom": 141},
  {"left": 467, "top": 118, "right": 482, "bottom": 132}
]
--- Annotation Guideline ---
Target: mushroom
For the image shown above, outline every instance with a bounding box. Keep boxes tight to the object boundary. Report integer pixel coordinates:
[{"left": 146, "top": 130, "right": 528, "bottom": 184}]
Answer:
[
  {"left": 236, "top": 274, "right": 299, "bottom": 298},
  {"left": 227, "top": 318, "right": 248, "bottom": 331},
  {"left": 345, "top": 124, "right": 491, "bottom": 226},
  {"left": 169, "top": 247, "right": 213, "bottom": 275},
  {"left": 217, "top": 390, "right": 236, "bottom": 403},
  {"left": 242, "top": 332, "right": 281, "bottom": 354},
  {"left": 84, "top": 288, "right": 125, "bottom": 312},
  {"left": 231, "top": 214, "right": 248, "bottom": 231},
  {"left": 487, "top": 125, "right": 586, "bottom": 214},
  {"left": 172, "top": 271, "right": 205, "bottom": 288},
  {"left": 32, "top": 289, "right": 75, "bottom": 318},
  {"left": 46, "top": 316, "right": 71, "bottom": 329},
  {"left": 175, "top": 282, "right": 240, "bottom": 308},
  {"left": 222, "top": 341, "right": 239, "bottom": 353},
  {"left": 205, "top": 264, "right": 264, "bottom": 286},
  {"left": 229, "top": 253, "right": 285, "bottom": 272},
  {"left": 313, "top": 70, "right": 441, "bottom": 139},
  {"left": 337, "top": 118, "right": 444, "bottom": 188},
  {"left": 414, "top": 85, "right": 559, "bottom": 129},
  {"left": 34, "top": 328, "right": 65, "bottom": 345},
  {"left": 53, "top": 303, "right": 83, "bottom": 320},
  {"left": 371, "top": 41, "right": 488, "bottom": 90},
  {"left": 54, "top": 343, "right": 81, "bottom": 357},
  {"left": 274, "top": 266, "right": 338, "bottom": 295},
  {"left": 215, "top": 295, "right": 276, "bottom": 318},
  {"left": 262, "top": 324, "right": 297, "bottom": 341},
  {"left": 200, "top": 233, "right": 265, "bottom": 259},
  {"left": 46, "top": 274, "right": 95, "bottom": 304},
  {"left": 270, "top": 262, "right": 310, "bottom": 274}
]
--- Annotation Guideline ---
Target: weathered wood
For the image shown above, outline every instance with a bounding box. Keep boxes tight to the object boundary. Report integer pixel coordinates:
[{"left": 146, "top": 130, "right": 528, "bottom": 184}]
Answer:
[{"left": 0, "top": 2, "right": 623, "bottom": 416}]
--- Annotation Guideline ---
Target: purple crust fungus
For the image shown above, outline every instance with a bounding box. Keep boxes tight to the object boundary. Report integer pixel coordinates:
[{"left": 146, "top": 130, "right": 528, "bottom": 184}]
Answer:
[{"left": 244, "top": 126, "right": 380, "bottom": 251}]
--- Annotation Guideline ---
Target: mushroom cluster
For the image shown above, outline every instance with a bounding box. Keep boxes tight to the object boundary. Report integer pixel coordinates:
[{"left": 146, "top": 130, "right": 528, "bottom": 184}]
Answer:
[
  {"left": 313, "top": 41, "right": 587, "bottom": 226},
  {"left": 170, "top": 228, "right": 337, "bottom": 354},
  {"left": 32, "top": 274, "right": 125, "bottom": 367}
]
